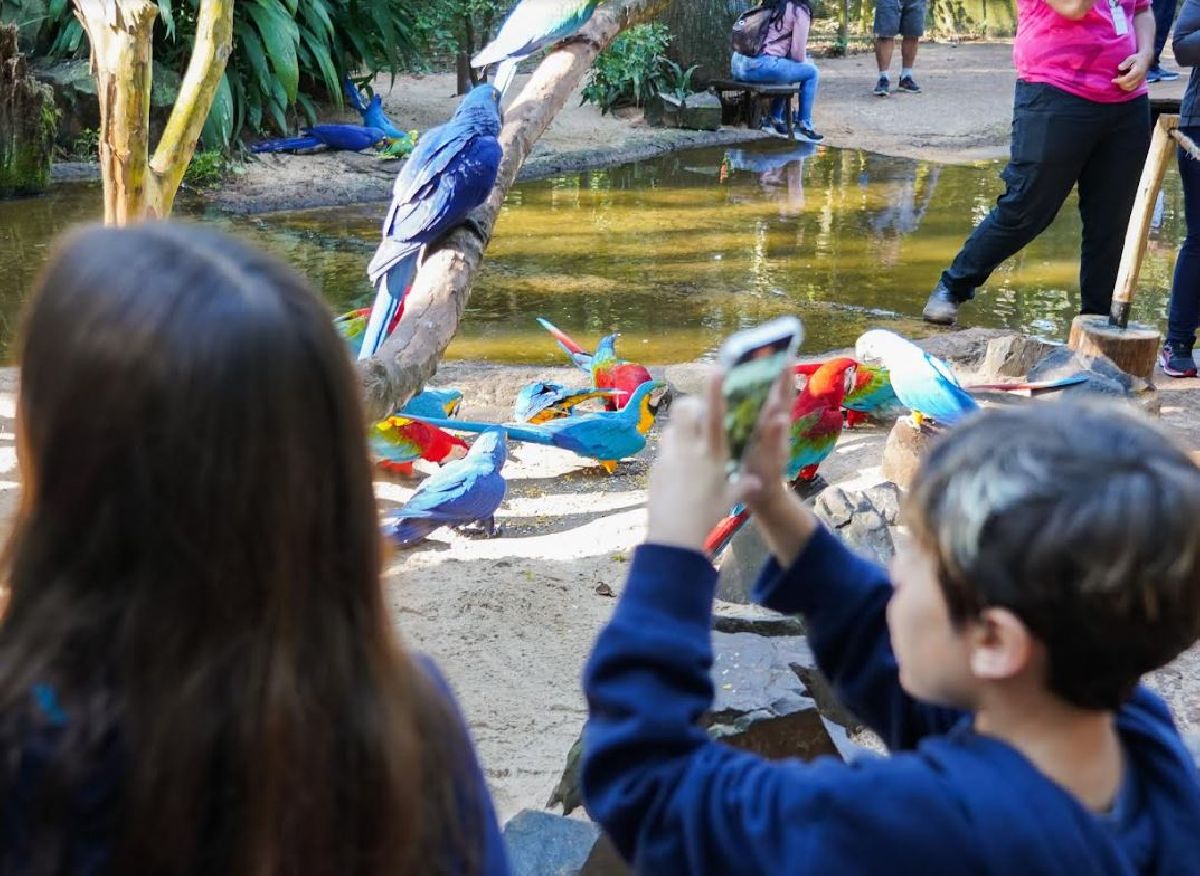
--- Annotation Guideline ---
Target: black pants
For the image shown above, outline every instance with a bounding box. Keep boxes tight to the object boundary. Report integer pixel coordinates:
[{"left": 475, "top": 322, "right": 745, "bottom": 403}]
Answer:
[{"left": 940, "top": 81, "right": 1150, "bottom": 315}]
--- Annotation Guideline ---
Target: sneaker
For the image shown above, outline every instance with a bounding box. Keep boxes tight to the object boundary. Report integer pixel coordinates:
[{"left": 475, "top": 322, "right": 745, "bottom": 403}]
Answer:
[
  {"left": 795, "top": 123, "right": 824, "bottom": 143},
  {"left": 1146, "top": 67, "right": 1163, "bottom": 83},
  {"left": 761, "top": 115, "right": 789, "bottom": 136},
  {"left": 921, "top": 281, "right": 963, "bottom": 325},
  {"left": 897, "top": 75, "right": 922, "bottom": 93},
  {"left": 1149, "top": 65, "right": 1180, "bottom": 82},
  {"left": 874, "top": 75, "right": 890, "bottom": 97},
  {"left": 1159, "top": 343, "right": 1197, "bottom": 377}
]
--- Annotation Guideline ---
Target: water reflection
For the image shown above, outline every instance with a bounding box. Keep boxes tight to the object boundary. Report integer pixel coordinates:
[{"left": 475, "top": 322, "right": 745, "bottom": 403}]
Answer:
[{"left": 0, "top": 141, "right": 1186, "bottom": 364}]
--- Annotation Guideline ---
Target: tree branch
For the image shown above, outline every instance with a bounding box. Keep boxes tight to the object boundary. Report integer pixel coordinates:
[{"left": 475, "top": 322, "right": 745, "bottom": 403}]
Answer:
[
  {"left": 359, "top": 0, "right": 674, "bottom": 422},
  {"left": 147, "top": 0, "right": 234, "bottom": 217}
]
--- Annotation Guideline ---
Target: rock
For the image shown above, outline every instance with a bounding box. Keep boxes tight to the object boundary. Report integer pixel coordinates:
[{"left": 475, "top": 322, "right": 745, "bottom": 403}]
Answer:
[
  {"left": 863, "top": 481, "right": 903, "bottom": 524},
  {"left": 503, "top": 810, "right": 630, "bottom": 876},
  {"left": 813, "top": 486, "right": 895, "bottom": 565},
  {"left": 914, "top": 328, "right": 1012, "bottom": 371},
  {"left": 979, "top": 335, "right": 1059, "bottom": 380},
  {"left": 880, "top": 419, "right": 938, "bottom": 490},
  {"left": 645, "top": 91, "right": 723, "bottom": 131},
  {"left": 712, "top": 602, "right": 806, "bottom": 636},
  {"left": 1027, "top": 346, "right": 1132, "bottom": 396},
  {"left": 0, "top": 25, "right": 55, "bottom": 197},
  {"left": 705, "top": 631, "right": 843, "bottom": 761},
  {"left": 34, "top": 58, "right": 180, "bottom": 147}
]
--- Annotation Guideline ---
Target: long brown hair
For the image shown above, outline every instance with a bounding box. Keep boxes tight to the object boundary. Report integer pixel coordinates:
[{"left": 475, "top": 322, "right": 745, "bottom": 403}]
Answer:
[{"left": 0, "top": 223, "right": 482, "bottom": 873}]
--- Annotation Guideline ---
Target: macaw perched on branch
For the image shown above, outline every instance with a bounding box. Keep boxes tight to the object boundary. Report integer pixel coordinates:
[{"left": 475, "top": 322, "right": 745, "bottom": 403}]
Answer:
[
  {"left": 471, "top": 0, "right": 603, "bottom": 97},
  {"left": 536, "top": 318, "right": 654, "bottom": 411},
  {"left": 795, "top": 360, "right": 900, "bottom": 427},
  {"left": 402, "top": 388, "right": 464, "bottom": 420},
  {"left": 250, "top": 124, "right": 387, "bottom": 154},
  {"left": 413, "top": 380, "right": 666, "bottom": 474},
  {"left": 343, "top": 77, "right": 408, "bottom": 140},
  {"left": 513, "top": 382, "right": 615, "bottom": 424},
  {"left": 359, "top": 85, "right": 504, "bottom": 361},
  {"left": 334, "top": 307, "right": 405, "bottom": 358},
  {"left": 706, "top": 358, "right": 857, "bottom": 556},
  {"left": 384, "top": 430, "right": 508, "bottom": 547},
  {"left": 855, "top": 330, "right": 978, "bottom": 428},
  {"left": 371, "top": 416, "right": 469, "bottom": 477}
]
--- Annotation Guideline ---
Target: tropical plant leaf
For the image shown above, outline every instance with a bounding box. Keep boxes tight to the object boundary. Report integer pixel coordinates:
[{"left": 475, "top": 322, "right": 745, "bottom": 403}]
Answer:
[
  {"left": 156, "top": 0, "right": 175, "bottom": 40},
  {"left": 200, "top": 71, "right": 234, "bottom": 148},
  {"left": 245, "top": 0, "right": 299, "bottom": 104}
]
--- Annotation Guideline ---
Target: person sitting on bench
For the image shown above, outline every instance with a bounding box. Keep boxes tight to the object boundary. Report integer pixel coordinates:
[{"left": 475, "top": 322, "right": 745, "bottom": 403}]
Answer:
[{"left": 731, "top": 0, "right": 823, "bottom": 143}]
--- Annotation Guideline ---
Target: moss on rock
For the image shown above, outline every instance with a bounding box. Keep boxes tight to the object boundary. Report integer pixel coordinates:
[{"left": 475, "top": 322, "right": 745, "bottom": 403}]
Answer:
[{"left": 1, "top": 23, "right": 56, "bottom": 197}]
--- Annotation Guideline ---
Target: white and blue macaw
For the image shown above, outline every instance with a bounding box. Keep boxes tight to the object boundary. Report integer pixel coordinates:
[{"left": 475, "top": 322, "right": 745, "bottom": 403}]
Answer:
[
  {"left": 471, "top": 0, "right": 602, "bottom": 97},
  {"left": 384, "top": 429, "right": 508, "bottom": 547},
  {"left": 854, "top": 329, "right": 979, "bottom": 428},
  {"left": 359, "top": 84, "right": 504, "bottom": 361}
]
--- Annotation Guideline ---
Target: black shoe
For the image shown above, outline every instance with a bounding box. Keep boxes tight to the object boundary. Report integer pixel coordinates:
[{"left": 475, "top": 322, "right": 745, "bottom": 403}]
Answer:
[
  {"left": 1159, "top": 342, "right": 1197, "bottom": 377},
  {"left": 794, "top": 123, "right": 824, "bottom": 142},
  {"left": 897, "top": 75, "right": 922, "bottom": 93},
  {"left": 922, "top": 282, "right": 963, "bottom": 325},
  {"left": 761, "top": 115, "right": 789, "bottom": 136},
  {"left": 874, "top": 75, "right": 890, "bottom": 97}
]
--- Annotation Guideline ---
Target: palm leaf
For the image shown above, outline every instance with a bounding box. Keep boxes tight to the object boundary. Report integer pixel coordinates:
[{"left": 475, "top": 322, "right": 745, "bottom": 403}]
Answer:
[
  {"left": 200, "top": 71, "right": 234, "bottom": 148},
  {"left": 245, "top": 0, "right": 299, "bottom": 104}
]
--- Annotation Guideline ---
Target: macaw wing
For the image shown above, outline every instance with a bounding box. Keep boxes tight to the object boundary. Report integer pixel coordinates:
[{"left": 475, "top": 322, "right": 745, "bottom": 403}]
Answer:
[
  {"left": 397, "top": 463, "right": 504, "bottom": 521},
  {"left": 922, "top": 352, "right": 963, "bottom": 389},
  {"left": 557, "top": 418, "right": 645, "bottom": 460},
  {"left": 473, "top": 0, "right": 596, "bottom": 66},
  {"left": 787, "top": 408, "right": 840, "bottom": 477},
  {"left": 845, "top": 364, "right": 899, "bottom": 412},
  {"left": 371, "top": 418, "right": 423, "bottom": 464}
]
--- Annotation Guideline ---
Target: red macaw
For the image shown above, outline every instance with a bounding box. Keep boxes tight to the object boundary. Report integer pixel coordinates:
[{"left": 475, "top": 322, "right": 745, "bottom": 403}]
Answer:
[
  {"left": 796, "top": 359, "right": 899, "bottom": 428},
  {"left": 536, "top": 318, "right": 654, "bottom": 411},
  {"left": 371, "top": 415, "right": 469, "bottom": 477}
]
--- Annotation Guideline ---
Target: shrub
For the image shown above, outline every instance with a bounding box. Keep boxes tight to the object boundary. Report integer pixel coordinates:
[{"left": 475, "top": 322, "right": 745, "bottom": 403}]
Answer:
[{"left": 580, "top": 23, "right": 671, "bottom": 115}]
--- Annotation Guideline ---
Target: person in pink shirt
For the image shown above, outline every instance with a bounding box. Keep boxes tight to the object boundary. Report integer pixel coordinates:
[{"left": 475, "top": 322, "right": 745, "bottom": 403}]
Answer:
[
  {"left": 731, "top": 0, "right": 823, "bottom": 142},
  {"left": 923, "top": 0, "right": 1154, "bottom": 325}
]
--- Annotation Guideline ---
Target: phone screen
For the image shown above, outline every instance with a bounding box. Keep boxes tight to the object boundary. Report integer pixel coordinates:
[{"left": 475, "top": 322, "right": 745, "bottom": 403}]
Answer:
[{"left": 719, "top": 317, "right": 803, "bottom": 472}]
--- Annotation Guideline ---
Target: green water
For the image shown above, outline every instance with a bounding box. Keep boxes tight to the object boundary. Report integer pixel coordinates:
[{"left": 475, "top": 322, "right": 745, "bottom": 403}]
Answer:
[{"left": 0, "top": 142, "right": 1184, "bottom": 364}]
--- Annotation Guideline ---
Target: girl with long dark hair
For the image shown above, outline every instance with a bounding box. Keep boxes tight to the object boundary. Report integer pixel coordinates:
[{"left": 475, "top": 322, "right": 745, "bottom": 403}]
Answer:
[
  {"left": 0, "top": 223, "right": 507, "bottom": 874},
  {"left": 731, "top": 0, "right": 823, "bottom": 142}
]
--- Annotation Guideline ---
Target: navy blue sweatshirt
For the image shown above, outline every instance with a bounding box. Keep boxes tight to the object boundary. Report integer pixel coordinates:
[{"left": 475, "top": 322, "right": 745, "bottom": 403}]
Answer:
[{"left": 581, "top": 526, "right": 1200, "bottom": 874}]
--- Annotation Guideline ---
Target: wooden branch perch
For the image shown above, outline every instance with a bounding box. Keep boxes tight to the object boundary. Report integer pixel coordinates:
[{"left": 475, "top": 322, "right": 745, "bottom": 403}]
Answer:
[{"left": 358, "top": 0, "right": 674, "bottom": 422}]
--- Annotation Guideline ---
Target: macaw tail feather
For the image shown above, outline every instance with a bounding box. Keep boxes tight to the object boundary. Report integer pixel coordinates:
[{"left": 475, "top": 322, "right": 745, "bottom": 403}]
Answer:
[
  {"left": 966, "top": 375, "right": 1089, "bottom": 394},
  {"left": 358, "top": 254, "right": 418, "bottom": 361},
  {"left": 704, "top": 507, "right": 751, "bottom": 557},
  {"left": 343, "top": 77, "right": 368, "bottom": 113},
  {"left": 493, "top": 59, "right": 521, "bottom": 98},
  {"left": 536, "top": 317, "right": 592, "bottom": 370},
  {"left": 250, "top": 136, "right": 321, "bottom": 154},
  {"left": 406, "top": 416, "right": 556, "bottom": 446},
  {"left": 386, "top": 516, "right": 440, "bottom": 548}
]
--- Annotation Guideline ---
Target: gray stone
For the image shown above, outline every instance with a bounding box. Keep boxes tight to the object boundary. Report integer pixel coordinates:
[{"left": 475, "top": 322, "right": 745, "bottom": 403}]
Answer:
[
  {"left": 645, "top": 91, "right": 723, "bottom": 131},
  {"left": 980, "top": 335, "right": 1059, "bottom": 379},
  {"left": 914, "top": 328, "right": 1012, "bottom": 371},
  {"left": 881, "top": 419, "right": 938, "bottom": 490},
  {"left": 1027, "top": 347, "right": 1132, "bottom": 396},
  {"left": 863, "top": 481, "right": 903, "bottom": 525},
  {"left": 503, "top": 810, "right": 630, "bottom": 876},
  {"left": 814, "top": 486, "right": 895, "bottom": 566},
  {"left": 705, "top": 631, "right": 842, "bottom": 761},
  {"left": 34, "top": 58, "right": 180, "bottom": 146},
  {"left": 712, "top": 602, "right": 806, "bottom": 636}
]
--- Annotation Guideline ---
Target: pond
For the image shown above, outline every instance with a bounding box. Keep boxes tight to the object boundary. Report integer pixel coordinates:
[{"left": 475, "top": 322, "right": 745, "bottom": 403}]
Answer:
[{"left": 0, "top": 141, "right": 1184, "bottom": 365}]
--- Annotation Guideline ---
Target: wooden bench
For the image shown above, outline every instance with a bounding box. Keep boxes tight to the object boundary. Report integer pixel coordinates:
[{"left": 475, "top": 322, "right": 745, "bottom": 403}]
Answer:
[{"left": 708, "top": 80, "right": 800, "bottom": 137}]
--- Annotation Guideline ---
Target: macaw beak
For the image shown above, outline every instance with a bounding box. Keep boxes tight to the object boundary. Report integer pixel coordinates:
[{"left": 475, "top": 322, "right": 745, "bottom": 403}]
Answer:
[{"left": 648, "top": 384, "right": 671, "bottom": 416}]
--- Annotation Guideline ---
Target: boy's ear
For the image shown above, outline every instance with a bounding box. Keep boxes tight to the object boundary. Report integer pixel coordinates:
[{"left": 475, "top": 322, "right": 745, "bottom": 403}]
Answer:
[{"left": 969, "top": 607, "right": 1036, "bottom": 681}]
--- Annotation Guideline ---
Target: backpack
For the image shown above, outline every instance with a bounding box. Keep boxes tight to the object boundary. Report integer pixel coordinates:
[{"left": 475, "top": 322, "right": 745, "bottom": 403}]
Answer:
[{"left": 731, "top": 3, "right": 779, "bottom": 57}]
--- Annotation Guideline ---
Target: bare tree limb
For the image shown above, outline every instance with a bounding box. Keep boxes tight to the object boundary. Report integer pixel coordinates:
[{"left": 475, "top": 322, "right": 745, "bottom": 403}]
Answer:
[{"left": 359, "top": 0, "right": 674, "bottom": 423}]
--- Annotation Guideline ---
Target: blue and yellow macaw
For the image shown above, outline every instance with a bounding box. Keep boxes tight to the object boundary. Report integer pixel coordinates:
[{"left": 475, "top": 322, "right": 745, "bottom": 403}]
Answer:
[
  {"left": 402, "top": 388, "right": 464, "bottom": 420},
  {"left": 250, "top": 124, "right": 386, "bottom": 154},
  {"left": 413, "top": 380, "right": 666, "bottom": 473},
  {"left": 855, "top": 329, "right": 978, "bottom": 428},
  {"left": 536, "top": 318, "right": 654, "bottom": 411},
  {"left": 384, "top": 430, "right": 508, "bottom": 547},
  {"left": 471, "top": 0, "right": 602, "bottom": 96},
  {"left": 359, "top": 85, "right": 504, "bottom": 361},
  {"left": 513, "top": 381, "right": 614, "bottom": 424}
]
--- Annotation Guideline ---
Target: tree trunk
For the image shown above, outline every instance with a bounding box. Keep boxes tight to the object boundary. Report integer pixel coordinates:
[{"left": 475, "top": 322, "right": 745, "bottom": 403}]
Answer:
[
  {"left": 73, "top": 0, "right": 234, "bottom": 223},
  {"left": 659, "top": 0, "right": 738, "bottom": 85},
  {"left": 359, "top": 0, "right": 675, "bottom": 422},
  {"left": 0, "top": 24, "right": 56, "bottom": 198}
]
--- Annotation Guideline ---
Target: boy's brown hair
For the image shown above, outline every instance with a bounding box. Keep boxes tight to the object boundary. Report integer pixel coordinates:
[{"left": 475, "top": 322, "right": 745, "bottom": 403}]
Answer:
[{"left": 906, "top": 399, "right": 1200, "bottom": 711}]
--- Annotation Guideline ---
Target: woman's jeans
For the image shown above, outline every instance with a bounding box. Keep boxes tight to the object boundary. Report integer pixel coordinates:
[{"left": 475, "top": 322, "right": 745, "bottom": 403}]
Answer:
[
  {"left": 731, "top": 52, "right": 819, "bottom": 124},
  {"left": 1169, "top": 124, "right": 1200, "bottom": 349}
]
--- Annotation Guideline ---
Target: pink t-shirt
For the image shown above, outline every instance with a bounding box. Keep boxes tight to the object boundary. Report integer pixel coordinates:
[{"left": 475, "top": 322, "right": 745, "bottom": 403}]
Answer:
[
  {"left": 1014, "top": 0, "right": 1150, "bottom": 103},
  {"left": 761, "top": 2, "right": 811, "bottom": 63}
]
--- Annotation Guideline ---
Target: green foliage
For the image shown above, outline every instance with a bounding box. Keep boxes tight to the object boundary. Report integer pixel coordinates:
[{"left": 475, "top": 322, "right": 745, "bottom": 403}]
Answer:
[
  {"left": 581, "top": 24, "right": 671, "bottom": 115},
  {"left": 67, "top": 127, "right": 98, "bottom": 162},
  {"left": 182, "top": 147, "right": 227, "bottom": 187},
  {"left": 15, "top": 0, "right": 423, "bottom": 148},
  {"left": 415, "top": 0, "right": 508, "bottom": 63},
  {"left": 660, "top": 59, "right": 698, "bottom": 103}
]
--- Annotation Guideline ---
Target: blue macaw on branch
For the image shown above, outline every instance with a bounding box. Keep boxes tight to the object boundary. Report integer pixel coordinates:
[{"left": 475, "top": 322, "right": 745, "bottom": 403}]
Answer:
[
  {"left": 250, "top": 124, "right": 387, "bottom": 154},
  {"left": 412, "top": 380, "right": 666, "bottom": 474},
  {"left": 384, "top": 429, "right": 508, "bottom": 547},
  {"left": 471, "top": 0, "right": 603, "bottom": 96},
  {"left": 358, "top": 84, "right": 504, "bottom": 361}
]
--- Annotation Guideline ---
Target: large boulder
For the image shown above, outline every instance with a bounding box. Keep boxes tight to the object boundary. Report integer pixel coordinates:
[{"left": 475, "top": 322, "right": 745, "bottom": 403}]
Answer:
[
  {"left": 978, "top": 335, "right": 1059, "bottom": 380},
  {"left": 503, "top": 810, "right": 630, "bottom": 876},
  {"left": 1027, "top": 347, "right": 1160, "bottom": 416},
  {"left": 881, "top": 419, "right": 939, "bottom": 490},
  {"left": 914, "top": 328, "right": 1012, "bottom": 372},
  {"left": 33, "top": 58, "right": 181, "bottom": 147},
  {"left": 813, "top": 486, "right": 896, "bottom": 566},
  {"left": 0, "top": 24, "right": 55, "bottom": 197}
]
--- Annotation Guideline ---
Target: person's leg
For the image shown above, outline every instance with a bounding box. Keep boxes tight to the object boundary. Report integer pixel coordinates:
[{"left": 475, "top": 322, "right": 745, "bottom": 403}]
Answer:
[
  {"left": 1168, "top": 127, "right": 1200, "bottom": 356},
  {"left": 925, "top": 83, "right": 1091, "bottom": 323},
  {"left": 1075, "top": 96, "right": 1150, "bottom": 317},
  {"left": 875, "top": 37, "right": 895, "bottom": 73},
  {"left": 1150, "top": 0, "right": 1180, "bottom": 74},
  {"left": 874, "top": 0, "right": 899, "bottom": 94},
  {"left": 731, "top": 53, "right": 786, "bottom": 129},
  {"left": 896, "top": 0, "right": 924, "bottom": 91},
  {"left": 744, "top": 56, "right": 819, "bottom": 132},
  {"left": 789, "top": 62, "right": 820, "bottom": 125}
]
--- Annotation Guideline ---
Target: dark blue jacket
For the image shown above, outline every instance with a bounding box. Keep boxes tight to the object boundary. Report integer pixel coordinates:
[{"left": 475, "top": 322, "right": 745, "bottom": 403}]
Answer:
[
  {"left": 581, "top": 526, "right": 1200, "bottom": 874},
  {"left": 0, "top": 656, "right": 509, "bottom": 875},
  {"left": 1175, "top": 0, "right": 1200, "bottom": 126}
]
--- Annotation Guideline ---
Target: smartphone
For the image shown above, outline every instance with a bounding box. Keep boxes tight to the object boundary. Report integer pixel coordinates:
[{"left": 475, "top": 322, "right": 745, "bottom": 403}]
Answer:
[{"left": 718, "top": 316, "right": 804, "bottom": 472}]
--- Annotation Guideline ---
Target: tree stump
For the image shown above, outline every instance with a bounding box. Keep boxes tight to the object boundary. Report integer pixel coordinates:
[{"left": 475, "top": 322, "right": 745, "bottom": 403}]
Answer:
[
  {"left": 1067, "top": 316, "right": 1160, "bottom": 384},
  {"left": 0, "top": 24, "right": 56, "bottom": 198}
]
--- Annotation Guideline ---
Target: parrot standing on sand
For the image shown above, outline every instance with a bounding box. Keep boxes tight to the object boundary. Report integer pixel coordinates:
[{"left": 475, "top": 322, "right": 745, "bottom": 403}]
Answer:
[
  {"left": 411, "top": 380, "right": 666, "bottom": 474},
  {"left": 343, "top": 78, "right": 408, "bottom": 140},
  {"left": 513, "top": 382, "right": 615, "bottom": 424},
  {"left": 706, "top": 358, "right": 858, "bottom": 556},
  {"left": 471, "top": 0, "right": 602, "bottom": 97},
  {"left": 250, "top": 124, "right": 386, "bottom": 154},
  {"left": 855, "top": 329, "right": 978, "bottom": 428},
  {"left": 384, "top": 430, "right": 508, "bottom": 547},
  {"left": 371, "top": 416, "right": 469, "bottom": 477},
  {"left": 359, "top": 84, "right": 504, "bottom": 361},
  {"left": 536, "top": 318, "right": 654, "bottom": 411}
]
